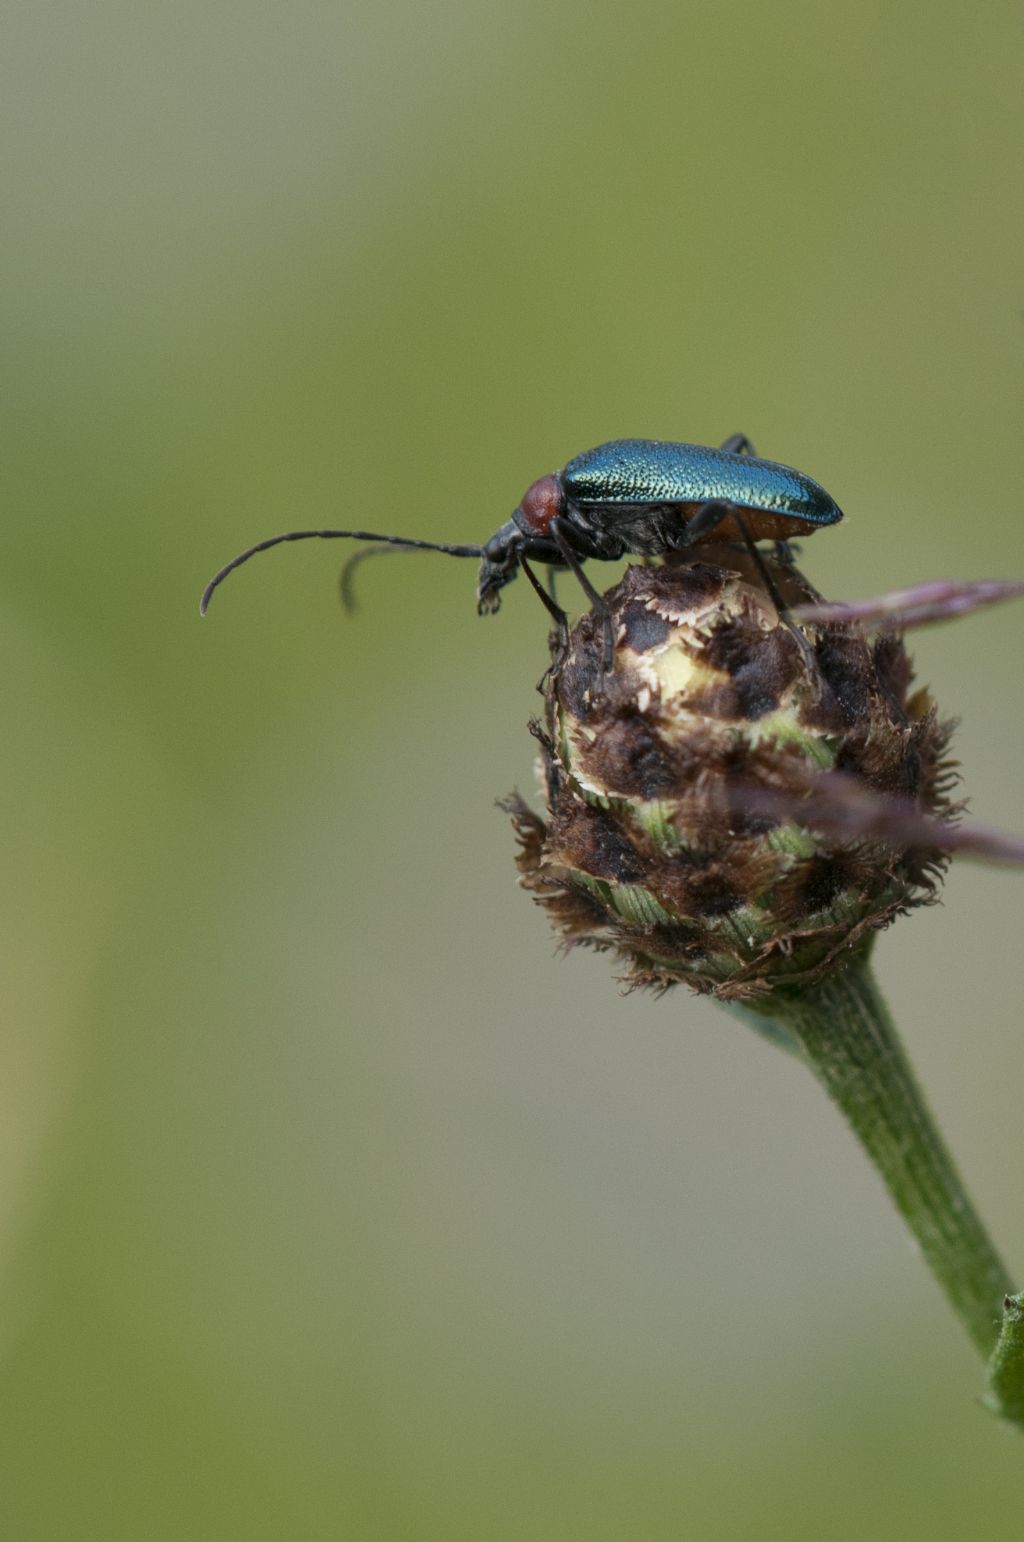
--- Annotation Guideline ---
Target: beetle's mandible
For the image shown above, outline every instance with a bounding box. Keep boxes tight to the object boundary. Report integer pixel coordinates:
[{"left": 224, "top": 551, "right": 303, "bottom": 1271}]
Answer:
[{"left": 200, "top": 436, "right": 842, "bottom": 654}]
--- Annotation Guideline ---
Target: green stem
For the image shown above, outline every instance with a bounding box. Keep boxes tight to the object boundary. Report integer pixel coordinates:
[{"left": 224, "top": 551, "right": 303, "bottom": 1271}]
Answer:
[
  {"left": 986, "top": 1294, "right": 1024, "bottom": 1425},
  {"left": 736, "top": 952, "right": 1020, "bottom": 1411}
]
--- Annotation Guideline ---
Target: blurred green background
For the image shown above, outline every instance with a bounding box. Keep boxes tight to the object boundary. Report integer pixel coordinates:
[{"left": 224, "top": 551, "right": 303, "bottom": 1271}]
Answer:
[{"left": 3, "top": 1, "right": 1023, "bottom": 1536}]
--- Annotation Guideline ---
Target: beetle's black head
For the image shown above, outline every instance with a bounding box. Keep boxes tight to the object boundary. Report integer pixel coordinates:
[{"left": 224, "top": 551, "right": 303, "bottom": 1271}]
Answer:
[
  {"left": 477, "top": 473, "right": 568, "bottom": 614},
  {"left": 477, "top": 520, "right": 522, "bottom": 614}
]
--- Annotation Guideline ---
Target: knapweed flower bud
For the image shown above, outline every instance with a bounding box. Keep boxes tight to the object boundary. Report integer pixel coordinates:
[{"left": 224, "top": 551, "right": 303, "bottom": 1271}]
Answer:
[{"left": 507, "top": 548, "right": 956, "bottom": 999}]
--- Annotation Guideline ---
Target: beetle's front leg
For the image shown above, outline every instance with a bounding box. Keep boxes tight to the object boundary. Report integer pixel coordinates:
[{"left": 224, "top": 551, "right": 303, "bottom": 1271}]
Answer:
[
  {"left": 520, "top": 555, "right": 571, "bottom": 691},
  {"left": 549, "top": 519, "right": 615, "bottom": 672}
]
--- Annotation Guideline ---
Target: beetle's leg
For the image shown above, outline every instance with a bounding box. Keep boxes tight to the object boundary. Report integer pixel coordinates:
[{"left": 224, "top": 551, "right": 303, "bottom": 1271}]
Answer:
[
  {"left": 685, "top": 504, "right": 819, "bottom": 673},
  {"left": 719, "top": 433, "right": 758, "bottom": 457},
  {"left": 681, "top": 498, "right": 822, "bottom": 681},
  {"left": 730, "top": 510, "right": 789, "bottom": 612},
  {"left": 546, "top": 567, "right": 560, "bottom": 605},
  {"left": 680, "top": 499, "right": 785, "bottom": 607},
  {"left": 772, "top": 539, "right": 826, "bottom": 603},
  {"left": 730, "top": 511, "right": 820, "bottom": 675},
  {"left": 549, "top": 518, "right": 615, "bottom": 671},
  {"left": 680, "top": 499, "right": 733, "bottom": 544},
  {"left": 520, "top": 554, "right": 569, "bottom": 636},
  {"left": 520, "top": 555, "right": 571, "bottom": 691}
]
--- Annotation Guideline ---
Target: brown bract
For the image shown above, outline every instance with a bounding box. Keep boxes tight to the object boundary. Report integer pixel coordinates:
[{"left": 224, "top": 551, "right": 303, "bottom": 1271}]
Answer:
[{"left": 506, "top": 553, "right": 957, "bottom": 999}]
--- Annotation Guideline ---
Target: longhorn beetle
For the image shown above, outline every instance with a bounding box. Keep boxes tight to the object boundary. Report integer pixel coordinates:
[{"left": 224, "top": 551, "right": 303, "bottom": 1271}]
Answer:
[{"left": 200, "top": 435, "right": 843, "bottom": 667}]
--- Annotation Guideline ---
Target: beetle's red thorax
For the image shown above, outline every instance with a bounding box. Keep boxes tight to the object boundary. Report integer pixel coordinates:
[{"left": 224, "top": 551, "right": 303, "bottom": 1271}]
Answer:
[{"left": 516, "top": 474, "right": 564, "bottom": 536}]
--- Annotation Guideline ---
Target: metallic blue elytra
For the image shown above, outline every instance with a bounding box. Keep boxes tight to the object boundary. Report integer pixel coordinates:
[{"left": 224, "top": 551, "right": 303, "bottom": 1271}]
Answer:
[{"left": 562, "top": 440, "right": 842, "bottom": 529}]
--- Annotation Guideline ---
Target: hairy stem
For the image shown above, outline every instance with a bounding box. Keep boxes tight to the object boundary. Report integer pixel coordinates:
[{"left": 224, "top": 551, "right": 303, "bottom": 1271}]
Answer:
[{"left": 736, "top": 954, "right": 1017, "bottom": 1378}]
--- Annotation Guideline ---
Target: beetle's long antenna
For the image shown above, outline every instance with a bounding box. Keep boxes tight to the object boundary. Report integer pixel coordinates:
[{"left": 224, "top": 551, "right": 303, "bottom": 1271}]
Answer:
[{"left": 200, "top": 528, "right": 484, "bottom": 615}]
